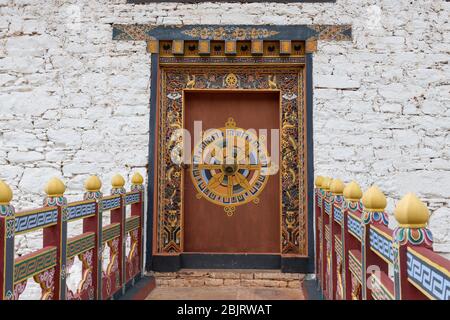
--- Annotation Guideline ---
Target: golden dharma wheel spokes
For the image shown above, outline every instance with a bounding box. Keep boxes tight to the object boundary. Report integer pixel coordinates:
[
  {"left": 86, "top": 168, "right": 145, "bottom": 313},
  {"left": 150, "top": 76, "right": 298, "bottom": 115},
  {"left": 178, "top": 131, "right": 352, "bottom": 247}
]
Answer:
[{"left": 191, "top": 118, "right": 270, "bottom": 215}]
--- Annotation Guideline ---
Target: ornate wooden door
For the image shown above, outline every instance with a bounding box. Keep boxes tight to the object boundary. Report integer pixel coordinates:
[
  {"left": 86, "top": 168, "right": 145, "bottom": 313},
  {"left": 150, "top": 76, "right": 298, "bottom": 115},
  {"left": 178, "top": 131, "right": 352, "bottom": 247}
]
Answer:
[{"left": 183, "top": 91, "right": 280, "bottom": 253}]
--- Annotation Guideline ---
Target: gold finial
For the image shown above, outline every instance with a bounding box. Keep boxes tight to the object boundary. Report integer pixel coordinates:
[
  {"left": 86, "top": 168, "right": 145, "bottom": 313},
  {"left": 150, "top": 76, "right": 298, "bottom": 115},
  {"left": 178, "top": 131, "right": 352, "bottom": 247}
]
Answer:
[
  {"left": 394, "top": 193, "right": 429, "bottom": 228},
  {"left": 0, "top": 179, "right": 13, "bottom": 205},
  {"left": 314, "top": 176, "right": 324, "bottom": 188},
  {"left": 44, "top": 177, "right": 66, "bottom": 197},
  {"left": 343, "top": 181, "right": 362, "bottom": 202},
  {"left": 330, "top": 179, "right": 345, "bottom": 195},
  {"left": 321, "top": 177, "right": 332, "bottom": 191},
  {"left": 362, "top": 186, "right": 387, "bottom": 212},
  {"left": 131, "top": 172, "right": 144, "bottom": 185},
  {"left": 111, "top": 174, "right": 125, "bottom": 188},
  {"left": 85, "top": 175, "right": 102, "bottom": 192}
]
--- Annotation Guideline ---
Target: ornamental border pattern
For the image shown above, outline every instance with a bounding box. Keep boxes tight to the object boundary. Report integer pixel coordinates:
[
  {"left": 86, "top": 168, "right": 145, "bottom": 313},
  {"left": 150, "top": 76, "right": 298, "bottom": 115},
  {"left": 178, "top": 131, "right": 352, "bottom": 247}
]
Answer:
[
  {"left": 102, "top": 196, "right": 121, "bottom": 211},
  {"left": 369, "top": 226, "right": 394, "bottom": 263},
  {"left": 14, "top": 247, "right": 57, "bottom": 283},
  {"left": 406, "top": 248, "right": 450, "bottom": 300},
  {"left": 112, "top": 24, "right": 352, "bottom": 42},
  {"left": 347, "top": 214, "right": 362, "bottom": 241},
  {"left": 67, "top": 202, "right": 96, "bottom": 222},
  {"left": 15, "top": 208, "right": 58, "bottom": 234},
  {"left": 67, "top": 233, "right": 96, "bottom": 259},
  {"left": 157, "top": 65, "right": 307, "bottom": 255}
]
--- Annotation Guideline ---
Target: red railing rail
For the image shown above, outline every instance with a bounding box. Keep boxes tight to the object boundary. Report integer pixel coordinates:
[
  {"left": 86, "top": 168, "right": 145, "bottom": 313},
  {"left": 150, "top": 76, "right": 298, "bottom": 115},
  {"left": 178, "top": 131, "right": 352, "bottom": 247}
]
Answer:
[
  {"left": 0, "top": 172, "right": 145, "bottom": 300},
  {"left": 315, "top": 176, "right": 450, "bottom": 300}
]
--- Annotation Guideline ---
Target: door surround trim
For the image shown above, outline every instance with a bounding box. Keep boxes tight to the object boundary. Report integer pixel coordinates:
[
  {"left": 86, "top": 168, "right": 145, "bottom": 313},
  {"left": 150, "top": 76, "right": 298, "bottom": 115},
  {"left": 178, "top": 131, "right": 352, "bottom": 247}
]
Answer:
[{"left": 109, "top": 24, "right": 355, "bottom": 273}]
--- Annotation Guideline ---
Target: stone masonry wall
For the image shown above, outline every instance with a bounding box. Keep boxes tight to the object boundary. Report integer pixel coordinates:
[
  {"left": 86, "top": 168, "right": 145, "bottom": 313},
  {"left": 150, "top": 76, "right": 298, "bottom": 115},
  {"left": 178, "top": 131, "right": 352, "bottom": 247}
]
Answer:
[{"left": 1, "top": 0, "right": 449, "bottom": 263}]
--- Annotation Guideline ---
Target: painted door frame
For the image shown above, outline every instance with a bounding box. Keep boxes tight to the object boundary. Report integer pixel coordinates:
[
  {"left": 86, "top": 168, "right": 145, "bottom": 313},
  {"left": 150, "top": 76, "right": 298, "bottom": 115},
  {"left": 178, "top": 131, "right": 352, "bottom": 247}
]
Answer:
[{"left": 109, "top": 24, "right": 352, "bottom": 273}]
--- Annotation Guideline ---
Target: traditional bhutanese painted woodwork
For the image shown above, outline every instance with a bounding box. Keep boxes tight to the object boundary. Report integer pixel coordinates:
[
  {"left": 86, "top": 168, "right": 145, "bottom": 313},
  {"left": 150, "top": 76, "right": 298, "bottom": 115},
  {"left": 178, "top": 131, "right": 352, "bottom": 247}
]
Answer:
[
  {"left": 111, "top": 24, "right": 354, "bottom": 271},
  {"left": 314, "top": 178, "right": 450, "bottom": 300},
  {"left": 156, "top": 64, "right": 306, "bottom": 256},
  {"left": 112, "top": 24, "right": 352, "bottom": 43},
  {"left": 0, "top": 173, "right": 145, "bottom": 300}
]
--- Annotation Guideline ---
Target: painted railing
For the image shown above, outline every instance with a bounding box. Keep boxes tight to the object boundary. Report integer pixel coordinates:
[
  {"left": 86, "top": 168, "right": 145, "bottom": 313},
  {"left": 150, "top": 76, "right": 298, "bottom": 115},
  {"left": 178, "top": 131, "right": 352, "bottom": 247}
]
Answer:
[
  {"left": 0, "top": 172, "right": 145, "bottom": 300},
  {"left": 314, "top": 176, "right": 450, "bottom": 300}
]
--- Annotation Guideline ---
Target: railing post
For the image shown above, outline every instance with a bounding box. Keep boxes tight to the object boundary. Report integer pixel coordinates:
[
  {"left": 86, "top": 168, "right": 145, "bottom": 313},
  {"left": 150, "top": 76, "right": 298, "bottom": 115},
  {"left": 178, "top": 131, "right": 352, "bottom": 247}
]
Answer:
[
  {"left": 393, "top": 193, "right": 433, "bottom": 300},
  {"left": 314, "top": 176, "right": 323, "bottom": 287},
  {"left": 320, "top": 177, "right": 332, "bottom": 298},
  {"left": 342, "top": 181, "right": 363, "bottom": 300},
  {"left": 131, "top": 172, "right": 145, "bottom": 278},
  {"left": 83, "top": 175, "right": 103, "bottom": 300},
  {"left": 43, "top": 177, "right": 68, "bottom": 300},
  {"left": 329, "top": 178, "right": 345, "bottom": 300},
  {"left": 0, "top": 180, "right": 15, "bottom": 300},
  {"left": 110, "top": 174, "right": 126, "bottom": 296},
  {"left": 361, "top": 186, "right": 388, "bottom": 300}
]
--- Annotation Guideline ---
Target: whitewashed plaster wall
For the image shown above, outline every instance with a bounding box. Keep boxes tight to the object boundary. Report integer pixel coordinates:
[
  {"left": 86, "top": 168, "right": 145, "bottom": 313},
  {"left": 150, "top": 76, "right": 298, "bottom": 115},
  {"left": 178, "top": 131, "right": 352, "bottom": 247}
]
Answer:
[{"left": 0, "top": 0, "right": 449, "bottom": 266}]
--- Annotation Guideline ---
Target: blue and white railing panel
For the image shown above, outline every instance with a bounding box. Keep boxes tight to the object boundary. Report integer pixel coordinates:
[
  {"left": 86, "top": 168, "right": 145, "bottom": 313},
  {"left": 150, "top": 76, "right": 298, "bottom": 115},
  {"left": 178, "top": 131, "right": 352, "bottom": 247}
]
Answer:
[
  {"left": 324, "top": 200, "right": 331, "bottom": 215},
  {"left": 347, "top": 214, "right": 362, "bottom": 241},
  {"left": 67, "top": 201, "right": 96, "bottom": 221},
  {"left": 15, "top": 208, "right": 59, "bottom": 234},
  {"left": 406, "top": 248, "right": 450, "bottom": 300},
  {"left": 334, "top": 206, "right": 343, "bottom": 224},
  {"left": 125, "top": 192, "right": 140, "bottom": 205},
  {"left": 369, "top": 227, "right": 394, "bottom": 263},
  {"left": 102, "top": 196, "right": 121, "bottom": 211}
]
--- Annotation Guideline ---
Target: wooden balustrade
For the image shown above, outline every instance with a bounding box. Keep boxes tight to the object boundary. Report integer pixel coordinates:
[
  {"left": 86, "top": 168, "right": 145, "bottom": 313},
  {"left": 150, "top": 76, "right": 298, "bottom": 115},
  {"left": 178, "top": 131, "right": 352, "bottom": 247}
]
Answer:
[
  {"left": 0, "top": 172, "right": 145, "bottom": 300},
  {"left": 314, "top": 176, "right": 450, "bottom": 300}
]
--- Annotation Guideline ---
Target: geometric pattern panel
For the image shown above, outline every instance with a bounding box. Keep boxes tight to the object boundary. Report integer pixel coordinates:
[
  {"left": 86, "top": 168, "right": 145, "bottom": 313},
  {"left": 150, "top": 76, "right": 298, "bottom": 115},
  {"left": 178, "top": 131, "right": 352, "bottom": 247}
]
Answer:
[
  {"left": 14, "top": 246, "right": 57, "bottom": 283},
  {"left": 125, "top": 192, "right": 140, "bottom": 206},
  {"left": 67, "top": 233, "right": 96, "bottom": 258},
  {"left": 407, "top": 249, "right": 450, "bottom": 300},
  {"left": 369, "top": 227, "right": 394, "bottom": 263},
  {"left": 15, "top": 208, "right": 58, "bottom": 234},
  {"left": 348, "top": 250, "right": 362, "bottom": 283},
  {"left": 125, "top": 216, "right": 140, "bottom": 234},
  {"left": 369, "top": 273, "right": 394, "bottom": 300},
  {"left": 347, "top": 214, "right": 362, "bottom": 241},
  {"left": 324, "top": 199, "right": 331, "bottom": 215},
  {"left": 102, "top": 196, "right": 121, "bottom": 211},
  {"left": 67, "top": 201, "right": 96, "bottom": 221},
  {"left": 333, "top": 206, "right": 343, "bottom": 224},
  {"left": 335, "top": 235, "right": 342, "bottom": 257},
  {"left": 102, "top": 223, "right": 121, "bottom": 243}
]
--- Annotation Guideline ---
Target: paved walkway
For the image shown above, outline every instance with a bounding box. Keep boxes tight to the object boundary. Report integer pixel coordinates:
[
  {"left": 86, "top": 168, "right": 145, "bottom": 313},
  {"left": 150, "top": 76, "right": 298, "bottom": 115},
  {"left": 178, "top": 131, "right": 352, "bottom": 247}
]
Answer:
[{"left": 146, "top": 286, "right": 305, "bottom": 300}]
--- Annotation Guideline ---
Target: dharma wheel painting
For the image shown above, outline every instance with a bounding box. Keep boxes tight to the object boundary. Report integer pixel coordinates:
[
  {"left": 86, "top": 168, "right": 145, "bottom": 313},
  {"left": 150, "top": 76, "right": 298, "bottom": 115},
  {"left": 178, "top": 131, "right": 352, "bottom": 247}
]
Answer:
[{"left": 190, "top": 117, "right": 275, "bottom": 217}]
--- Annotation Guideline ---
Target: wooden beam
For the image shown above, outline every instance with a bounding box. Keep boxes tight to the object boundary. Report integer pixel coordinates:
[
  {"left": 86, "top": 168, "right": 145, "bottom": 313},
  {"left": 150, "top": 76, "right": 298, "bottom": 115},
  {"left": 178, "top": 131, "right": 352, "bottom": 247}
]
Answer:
[
  {"left": 251, "top": 40, "right": 263, "bottom": 55},
  {"left": 198, "top": 40, "right": 210, "bottom": 55},
  {"left": 279, "top": 40, "right": 292, "bottom": 55},
  {"left": 146, "top": 40, "right": 159, "bottom": 54},
  {"left": 224, "top": 40, "right": 236, "bottom": 55},
  {"left": 172, "top": 40, "right": 184, "bottom": 55},
  {"left": 305, "top": 39, "right": 318, "bottom": 53}
]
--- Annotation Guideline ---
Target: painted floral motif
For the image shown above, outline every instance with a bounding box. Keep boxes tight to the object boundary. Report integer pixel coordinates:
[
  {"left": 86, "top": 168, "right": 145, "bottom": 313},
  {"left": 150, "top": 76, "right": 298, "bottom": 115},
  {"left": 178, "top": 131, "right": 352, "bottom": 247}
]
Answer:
[
  {"left": 181, "top": 27, "right": 280, "bottom": 40},
  {"left": 393, "top": 227, "right": 433, "bottom": 248},
  {"left": 13, "top": 280, "right": 27, "bottom": 300},
  {"left": 34, "top": 267, "right": 56, "bottom": 300}
]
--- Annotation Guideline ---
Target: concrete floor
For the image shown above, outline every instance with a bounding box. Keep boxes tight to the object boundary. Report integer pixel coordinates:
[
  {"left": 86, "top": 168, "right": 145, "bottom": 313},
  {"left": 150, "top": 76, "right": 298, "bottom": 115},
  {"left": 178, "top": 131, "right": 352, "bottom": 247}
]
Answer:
[{"left": 146, "top": 286, "right": 305, "bottom": 300}]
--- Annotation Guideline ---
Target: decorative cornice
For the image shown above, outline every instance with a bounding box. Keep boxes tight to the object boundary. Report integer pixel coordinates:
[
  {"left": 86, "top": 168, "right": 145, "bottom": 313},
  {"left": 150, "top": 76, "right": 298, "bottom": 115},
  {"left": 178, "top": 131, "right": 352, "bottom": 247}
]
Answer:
[{"left": 112, "top": 24, "right": 352, "bottom": 42}]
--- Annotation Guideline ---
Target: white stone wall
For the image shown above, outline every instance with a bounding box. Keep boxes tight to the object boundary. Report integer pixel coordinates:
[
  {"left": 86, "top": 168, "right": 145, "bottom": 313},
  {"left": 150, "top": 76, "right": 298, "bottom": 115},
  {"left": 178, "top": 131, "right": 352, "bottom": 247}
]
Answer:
[{"left": 0, "top": 0, "right": 449, "bottom": 270}]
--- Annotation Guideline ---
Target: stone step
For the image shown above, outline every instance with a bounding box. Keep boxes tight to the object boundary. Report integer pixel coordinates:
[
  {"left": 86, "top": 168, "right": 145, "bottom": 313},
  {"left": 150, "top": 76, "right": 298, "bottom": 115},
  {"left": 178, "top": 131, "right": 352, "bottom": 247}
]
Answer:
[{"left": 153, "top": 269, "right": 306, "bottom": 289}]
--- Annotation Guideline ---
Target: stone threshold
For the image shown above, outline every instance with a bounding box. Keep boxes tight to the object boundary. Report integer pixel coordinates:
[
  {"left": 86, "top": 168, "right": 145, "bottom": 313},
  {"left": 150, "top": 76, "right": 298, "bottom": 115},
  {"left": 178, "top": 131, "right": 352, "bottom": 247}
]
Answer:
[{"left": 153, "top": 269, "right": 306, "bottom": 289}]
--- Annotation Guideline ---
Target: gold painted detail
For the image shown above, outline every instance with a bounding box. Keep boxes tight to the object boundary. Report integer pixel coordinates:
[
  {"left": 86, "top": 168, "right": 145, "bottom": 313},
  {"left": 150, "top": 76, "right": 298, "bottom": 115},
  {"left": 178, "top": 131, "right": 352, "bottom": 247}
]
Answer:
[
  {"left": 225, "top": 73, "right": 238, "bottom": 88},
  {"left": 191, "top": 118, "right": 274, "bottom": 216},
  {"left": 181, "top": 27, "right": 280, "bottom": 40}
]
